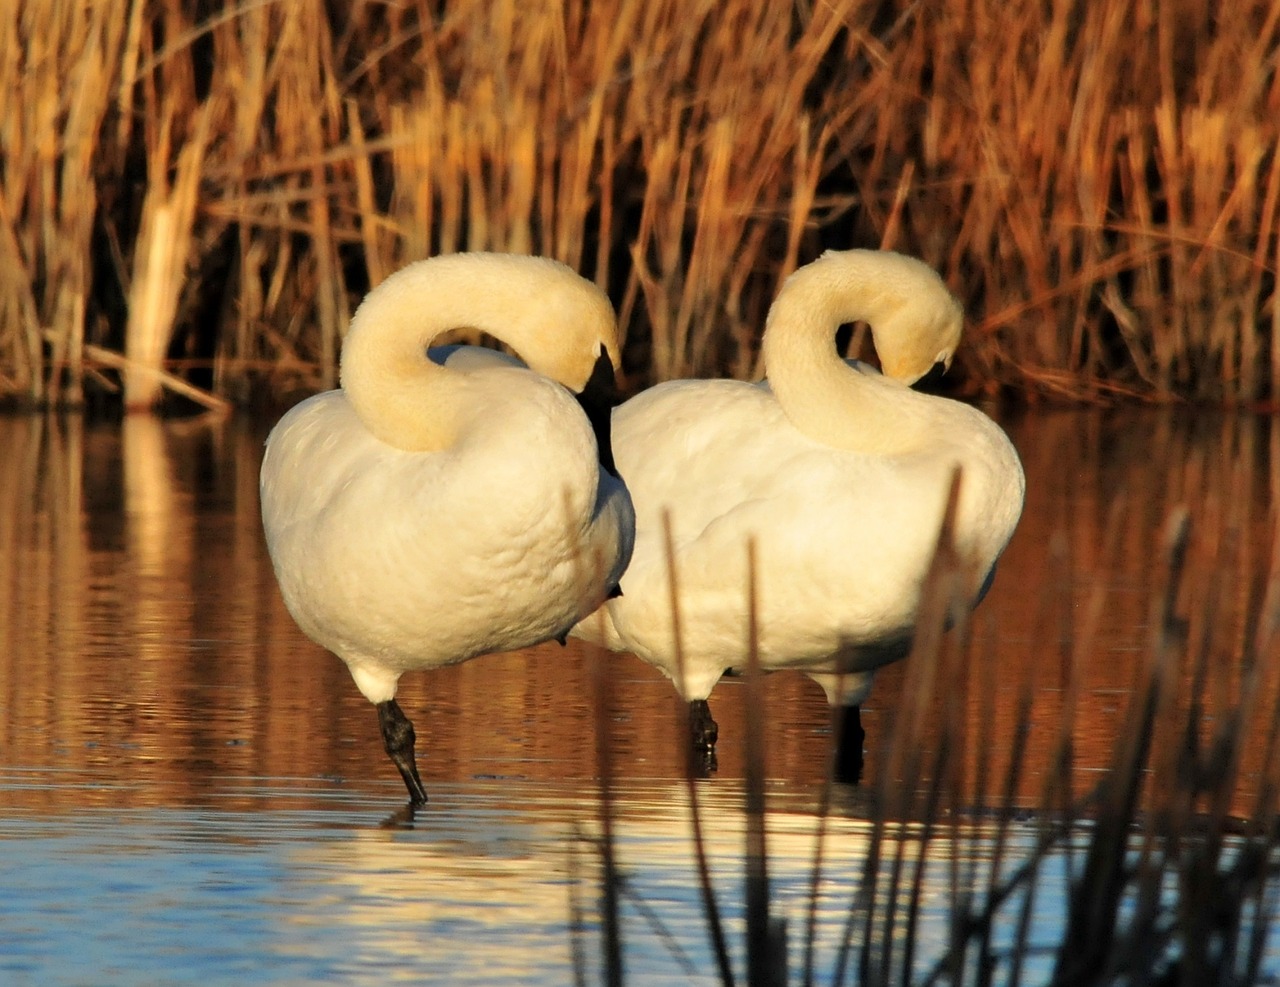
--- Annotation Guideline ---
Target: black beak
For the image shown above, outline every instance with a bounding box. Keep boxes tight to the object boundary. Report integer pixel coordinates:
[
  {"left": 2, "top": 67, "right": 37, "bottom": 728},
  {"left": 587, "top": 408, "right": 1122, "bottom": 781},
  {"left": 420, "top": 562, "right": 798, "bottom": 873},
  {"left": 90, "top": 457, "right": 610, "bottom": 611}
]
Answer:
[
  {"left": 910, "top": 360, "right": 948, "bottom": 392},
  {"left": 575, "top": 350, "right": 620, "bottom": 476}
]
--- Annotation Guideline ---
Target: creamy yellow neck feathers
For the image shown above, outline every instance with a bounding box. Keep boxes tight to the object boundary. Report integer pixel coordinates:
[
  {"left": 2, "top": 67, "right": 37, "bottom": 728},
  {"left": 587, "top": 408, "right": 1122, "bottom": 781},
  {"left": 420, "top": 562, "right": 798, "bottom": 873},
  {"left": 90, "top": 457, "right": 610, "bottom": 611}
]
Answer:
[
  {"left": 338, "top": 253, "right": 620, "bottom": 452},
  {"left": 761, "top": 250, "right": 965, "bottom": 454}
]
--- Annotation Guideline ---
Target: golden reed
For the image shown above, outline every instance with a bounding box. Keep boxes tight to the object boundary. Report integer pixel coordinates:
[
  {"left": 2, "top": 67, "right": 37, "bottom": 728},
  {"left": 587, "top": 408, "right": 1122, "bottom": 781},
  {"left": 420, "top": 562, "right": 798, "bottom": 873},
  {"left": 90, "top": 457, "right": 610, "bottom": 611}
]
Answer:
[{"left": 0, "top": 0, "right": 1276, "bottom": 408}]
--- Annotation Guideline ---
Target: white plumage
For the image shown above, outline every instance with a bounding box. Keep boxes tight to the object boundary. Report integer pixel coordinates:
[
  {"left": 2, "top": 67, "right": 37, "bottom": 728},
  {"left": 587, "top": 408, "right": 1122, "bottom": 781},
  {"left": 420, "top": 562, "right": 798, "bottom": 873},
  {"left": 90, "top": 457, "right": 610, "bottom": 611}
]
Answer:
[
  {"left": 261, "top": 253, "right": 634, "bottom": 804},
  {"left": 572, "top": 249, "right": 1024, "bottom": 777}
]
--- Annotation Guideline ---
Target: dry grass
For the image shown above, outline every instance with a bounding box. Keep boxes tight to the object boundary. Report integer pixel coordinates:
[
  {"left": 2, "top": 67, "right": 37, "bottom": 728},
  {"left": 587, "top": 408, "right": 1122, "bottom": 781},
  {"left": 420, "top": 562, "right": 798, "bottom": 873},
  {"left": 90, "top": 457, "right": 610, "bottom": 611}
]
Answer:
[{"left": 0, "top": 0, "right": 1276, "bottom": 408}]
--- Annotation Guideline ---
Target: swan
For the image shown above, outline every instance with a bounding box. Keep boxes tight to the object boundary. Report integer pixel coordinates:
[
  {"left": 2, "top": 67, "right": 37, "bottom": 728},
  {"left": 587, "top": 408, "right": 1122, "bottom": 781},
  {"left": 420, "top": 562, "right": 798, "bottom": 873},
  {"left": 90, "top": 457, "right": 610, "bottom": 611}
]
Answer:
[
  {"left": 571, "top": 249, "right": 1024, "bottom": 780},
  {"left": 260, "top": 253, "right": 635, "bottom": 805}
]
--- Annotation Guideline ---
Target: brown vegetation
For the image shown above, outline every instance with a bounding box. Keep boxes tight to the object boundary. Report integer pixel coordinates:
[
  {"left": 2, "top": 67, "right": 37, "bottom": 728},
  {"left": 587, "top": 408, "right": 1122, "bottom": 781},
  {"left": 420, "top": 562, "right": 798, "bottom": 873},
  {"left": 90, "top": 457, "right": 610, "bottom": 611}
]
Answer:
[{"left": 0, "top": 0, "right": 1276, "bottom": 408}]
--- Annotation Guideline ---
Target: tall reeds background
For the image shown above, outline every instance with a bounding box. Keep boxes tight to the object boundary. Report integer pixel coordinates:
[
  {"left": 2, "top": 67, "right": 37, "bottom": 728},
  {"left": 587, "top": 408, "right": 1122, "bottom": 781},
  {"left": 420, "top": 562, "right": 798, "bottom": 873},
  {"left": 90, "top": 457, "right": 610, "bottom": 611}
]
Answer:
[{"left": 1, "top": 0, "right": 1276, "bottom": 410}]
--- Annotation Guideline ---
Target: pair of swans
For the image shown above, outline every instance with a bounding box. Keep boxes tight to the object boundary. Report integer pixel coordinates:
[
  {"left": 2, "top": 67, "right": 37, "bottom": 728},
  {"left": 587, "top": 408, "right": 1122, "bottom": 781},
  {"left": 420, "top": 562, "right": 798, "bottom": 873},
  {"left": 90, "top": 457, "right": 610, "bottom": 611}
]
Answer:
[{"left": 260, "top": 250, "right": 1025, "bottom": 804}]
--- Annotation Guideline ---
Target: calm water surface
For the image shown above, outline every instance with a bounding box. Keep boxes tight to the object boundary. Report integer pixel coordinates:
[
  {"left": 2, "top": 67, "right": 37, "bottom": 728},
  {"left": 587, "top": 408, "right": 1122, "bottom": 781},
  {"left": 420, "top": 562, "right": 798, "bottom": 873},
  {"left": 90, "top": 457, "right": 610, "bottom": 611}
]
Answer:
[{"left": 1, "top": 409, "right": 1278, "bottom": 983}]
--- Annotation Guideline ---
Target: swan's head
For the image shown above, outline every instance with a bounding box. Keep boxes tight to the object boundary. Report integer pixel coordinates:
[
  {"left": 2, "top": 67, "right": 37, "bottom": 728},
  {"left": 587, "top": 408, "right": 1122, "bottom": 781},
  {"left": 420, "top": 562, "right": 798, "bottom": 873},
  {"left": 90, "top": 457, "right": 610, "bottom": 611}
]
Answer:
[
  {"left": 874, "top": 283, "right": 964, "bottom": 387},
  {"left": 511, "top": 263, "right": 622, "bottom": 394},
  {"left": 819, "top": 250, "right": 964, "bottom": 386},
  {"left": 762, "top": 249, "right": 966, "bottom": 452},
  {"left": 506, "top": 262, "right": 623, "bottom": 474}
]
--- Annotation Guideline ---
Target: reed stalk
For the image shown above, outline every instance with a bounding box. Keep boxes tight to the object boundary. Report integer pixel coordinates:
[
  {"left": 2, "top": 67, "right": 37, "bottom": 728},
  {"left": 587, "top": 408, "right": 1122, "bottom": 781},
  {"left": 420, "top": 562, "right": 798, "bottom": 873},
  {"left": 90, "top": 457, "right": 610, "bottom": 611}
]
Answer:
[{"left": 123, "top": 98, "right": 211, "bottom": 409}]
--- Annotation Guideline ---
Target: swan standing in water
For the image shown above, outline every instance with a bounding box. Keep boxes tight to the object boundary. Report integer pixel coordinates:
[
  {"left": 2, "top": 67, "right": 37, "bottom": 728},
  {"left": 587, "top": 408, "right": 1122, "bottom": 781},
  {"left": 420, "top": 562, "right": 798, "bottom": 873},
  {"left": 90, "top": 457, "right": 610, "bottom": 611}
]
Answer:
[
  {"left": 261, "top": 253, "right": 634, "bottom": 805},
  {"left": 572, "top": 249, "right": 1024, "bottom": 779}
]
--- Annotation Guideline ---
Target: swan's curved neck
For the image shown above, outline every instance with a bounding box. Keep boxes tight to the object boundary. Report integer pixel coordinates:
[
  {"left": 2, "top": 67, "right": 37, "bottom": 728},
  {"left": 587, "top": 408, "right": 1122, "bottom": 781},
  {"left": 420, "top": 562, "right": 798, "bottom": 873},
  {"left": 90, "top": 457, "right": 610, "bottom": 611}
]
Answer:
[
  {"left": 338, "top": 254, "right": 611, "bottom": 452},
  {"left": 761, "top": 251, "right": 961, "bottom": 453}
]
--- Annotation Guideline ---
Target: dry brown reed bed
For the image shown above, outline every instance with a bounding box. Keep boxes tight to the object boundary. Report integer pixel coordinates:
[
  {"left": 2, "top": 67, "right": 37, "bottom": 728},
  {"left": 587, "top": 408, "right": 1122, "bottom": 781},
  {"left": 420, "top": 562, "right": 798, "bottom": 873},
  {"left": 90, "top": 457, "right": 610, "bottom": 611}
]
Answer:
[
  {"left": 0, "top": 0, "right": 1277, "bottom": 409},
  {"left": 576, "top": 490, "right": 1280, "bottom": 984}
]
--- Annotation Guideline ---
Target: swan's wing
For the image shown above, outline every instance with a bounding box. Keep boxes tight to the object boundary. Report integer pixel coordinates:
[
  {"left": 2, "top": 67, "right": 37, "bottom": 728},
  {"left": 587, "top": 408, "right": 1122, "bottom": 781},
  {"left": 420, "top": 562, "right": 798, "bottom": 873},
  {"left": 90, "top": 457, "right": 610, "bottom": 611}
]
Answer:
[
  {"left": 611, "top": 379, "right": 788, "bottom": 538},
  {"left": 260, "top": 391, "right": 383, "bottom": 537},
  {"left": 263, "top": 370, "right": 628, "bottom": 667},
  {"left": 261, "top": 354, "right": 525, "bottom": 544},
  {"left": 581, "top": 375, "right": 1025, "bottom": 684}
]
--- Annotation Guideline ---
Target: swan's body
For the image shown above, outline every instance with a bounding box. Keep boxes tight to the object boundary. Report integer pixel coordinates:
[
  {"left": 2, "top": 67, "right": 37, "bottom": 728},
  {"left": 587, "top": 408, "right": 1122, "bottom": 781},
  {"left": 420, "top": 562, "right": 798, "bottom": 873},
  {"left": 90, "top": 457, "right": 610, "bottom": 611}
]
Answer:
[
  {"left": 261, "top": 253, "right": 634, "bottom": 804},
  {"left": 572, "top": 249, "right": 1024, "bottom": 777}
]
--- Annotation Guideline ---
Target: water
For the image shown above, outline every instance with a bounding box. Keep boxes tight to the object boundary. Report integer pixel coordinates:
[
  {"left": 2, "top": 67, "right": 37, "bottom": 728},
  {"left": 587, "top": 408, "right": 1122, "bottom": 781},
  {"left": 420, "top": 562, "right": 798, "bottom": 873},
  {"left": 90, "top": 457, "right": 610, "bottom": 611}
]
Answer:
[
  {"left": 1, "top": 409, "right": 1278, "bottom": 984},
  {"left": 0, "top": 776, "right": 1077, "bottom": 985}
]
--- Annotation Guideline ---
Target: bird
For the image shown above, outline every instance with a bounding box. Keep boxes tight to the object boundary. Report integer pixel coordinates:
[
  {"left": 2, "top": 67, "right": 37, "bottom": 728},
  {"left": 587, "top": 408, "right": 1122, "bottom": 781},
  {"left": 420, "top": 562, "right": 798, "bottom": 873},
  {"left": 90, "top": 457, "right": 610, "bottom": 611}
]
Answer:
[
  {"left": 571, "top": 248, "right": 1024, "bottom": 781},
  {"left": 260, "top": 252, "right": 635, "bottom": 805}
]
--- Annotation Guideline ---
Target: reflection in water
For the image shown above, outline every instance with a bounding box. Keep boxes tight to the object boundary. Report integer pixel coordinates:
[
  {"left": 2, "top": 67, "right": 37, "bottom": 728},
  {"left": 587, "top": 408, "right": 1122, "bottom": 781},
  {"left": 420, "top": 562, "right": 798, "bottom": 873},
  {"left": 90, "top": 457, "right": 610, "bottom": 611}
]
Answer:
[
  {"left": 0, "top": 777, "right": 1074, "bottom": 985},
  {"left": 917, "top": 407, "right": 1280, "bottom": 814},
  {"left": 3, "top": 410, "right": 1277, "bottom": 806},
  {"left": 1, "top": 409, "right": 1278, "bottom": 981},
  {"left": 0, "top": 413, "right": 844, "bottom": 808}
]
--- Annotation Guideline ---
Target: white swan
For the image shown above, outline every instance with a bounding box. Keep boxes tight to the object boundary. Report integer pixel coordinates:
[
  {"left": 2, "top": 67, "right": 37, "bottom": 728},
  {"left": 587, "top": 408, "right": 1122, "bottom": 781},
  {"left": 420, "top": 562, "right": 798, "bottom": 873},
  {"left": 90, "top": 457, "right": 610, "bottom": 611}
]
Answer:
[
  {"left": 260, "top": 253, "right": 635, "bottom": 805},
  {"left": 572, "top": 249, "right": 1024, "bottom": 779}
]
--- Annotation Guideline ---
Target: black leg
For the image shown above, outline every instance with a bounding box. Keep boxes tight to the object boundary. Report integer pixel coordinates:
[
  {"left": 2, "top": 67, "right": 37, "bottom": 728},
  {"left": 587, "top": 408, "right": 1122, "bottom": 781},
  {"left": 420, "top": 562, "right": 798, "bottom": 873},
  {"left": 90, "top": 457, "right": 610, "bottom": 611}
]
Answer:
[
  {"left": 689, "top": 699, "right": 719, "bottom": 774},
  {"left": 377, "top": 699, "right": 428, "bottom": 806},
  {"left": 834, "top": 705, "right": 865, "bottom": 784}
]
